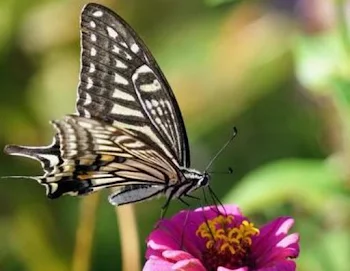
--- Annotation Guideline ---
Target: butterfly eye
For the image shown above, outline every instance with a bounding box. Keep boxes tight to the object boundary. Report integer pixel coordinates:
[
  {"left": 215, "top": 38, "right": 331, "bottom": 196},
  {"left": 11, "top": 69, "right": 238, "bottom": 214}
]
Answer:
[{"left": 199, "top": 176, "right": 209, "bottom": 187}]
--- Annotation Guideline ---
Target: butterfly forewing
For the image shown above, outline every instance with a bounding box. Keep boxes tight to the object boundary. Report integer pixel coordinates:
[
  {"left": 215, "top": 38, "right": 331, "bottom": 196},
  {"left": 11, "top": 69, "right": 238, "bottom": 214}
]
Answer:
[
  {"left": 77, "top": 4, "right": 190, "bottom": 168},
  {"left": 4, "top": 3, "right": 207, "bottom": 207}
]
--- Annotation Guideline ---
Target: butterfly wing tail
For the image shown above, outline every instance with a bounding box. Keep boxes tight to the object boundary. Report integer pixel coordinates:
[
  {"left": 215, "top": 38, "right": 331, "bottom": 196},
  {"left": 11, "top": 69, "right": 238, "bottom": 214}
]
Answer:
[
  {"left": 4, "top": 138, "right": 68, "bottom": 196},
  {"left": 4, "top": 142, "right": 95, "bottom": 198},
  {"left": 4, "top": 137, "right": 62, "bottom": 172}
]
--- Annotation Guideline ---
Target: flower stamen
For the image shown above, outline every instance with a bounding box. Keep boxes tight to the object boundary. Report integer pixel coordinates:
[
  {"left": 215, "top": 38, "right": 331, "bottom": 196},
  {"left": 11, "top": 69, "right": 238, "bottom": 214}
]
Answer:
[{"left": 196, "top": 214, "right": 259, "bottom": 270}]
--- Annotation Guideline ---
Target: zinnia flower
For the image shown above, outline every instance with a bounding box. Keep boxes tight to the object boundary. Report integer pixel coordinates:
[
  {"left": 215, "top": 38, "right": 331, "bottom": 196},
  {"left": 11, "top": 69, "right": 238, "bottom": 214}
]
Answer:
[{"left": 144, "top": 205, "right": 299, "bottom": 271}]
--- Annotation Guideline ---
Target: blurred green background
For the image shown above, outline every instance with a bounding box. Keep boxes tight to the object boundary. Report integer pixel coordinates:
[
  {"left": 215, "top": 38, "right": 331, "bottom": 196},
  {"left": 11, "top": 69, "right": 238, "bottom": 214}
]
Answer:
[{"left": 0, "top": 0, "right": 349, "bottom": 270}]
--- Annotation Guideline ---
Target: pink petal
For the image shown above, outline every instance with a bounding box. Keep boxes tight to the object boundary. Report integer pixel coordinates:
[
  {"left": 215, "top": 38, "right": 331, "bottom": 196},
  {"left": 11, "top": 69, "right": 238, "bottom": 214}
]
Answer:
[
  {"left": 172, "top": 258, "right": 206, "bottom": 271},
  {"left": 277, "top": 233, "right": 299, "bottom": 248},
  {"left": 275, "top": 218, "right": 294, "bottom": 235},
  {"left": 143, "top": 256, "right": 173, "bottom": 271},
  {"left": 252, "top": 217, "right": 296, "bottom": 252},
  {"left": 256, "top": 217, "right": 294, "bottom": 246},
  {"left": 255, "top": 260, "right": 296, "bottom": 271},
  {"left": 147, "top": 234, "right": 177, "bottom": 251},
  {"left": 251, "top": 217, "right": 299, "bottom": 268},
  {"left": 155, "top": 214, "right": 205, "bottom": 258},
  {"left": 163, "top": 250, "right": 194, "bottom": 261},
  {"left": 145, "top": 228, "right": 180, "bottom": 259}
]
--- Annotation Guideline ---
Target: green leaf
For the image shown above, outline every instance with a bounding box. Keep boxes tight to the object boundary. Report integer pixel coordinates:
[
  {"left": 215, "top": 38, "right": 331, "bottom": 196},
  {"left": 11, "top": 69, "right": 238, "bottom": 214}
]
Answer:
[
  {"left": 224, "top": 159, "right": 345, "bottom": 213},
  {"left": 293, "top": 33, "right": 348, "bottom": 92}
]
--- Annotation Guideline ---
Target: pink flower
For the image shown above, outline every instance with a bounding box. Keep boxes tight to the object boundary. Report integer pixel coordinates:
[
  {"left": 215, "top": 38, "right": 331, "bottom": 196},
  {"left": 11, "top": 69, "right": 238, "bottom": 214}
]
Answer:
[{"left": 144, "top": 205, "right": 299, "bottom": 271}]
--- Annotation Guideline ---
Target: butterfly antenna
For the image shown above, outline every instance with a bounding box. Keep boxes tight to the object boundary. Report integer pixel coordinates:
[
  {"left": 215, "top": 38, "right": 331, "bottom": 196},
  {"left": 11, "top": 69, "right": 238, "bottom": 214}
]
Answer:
[
  {"left": 204, "top": 127, "right": 238, "bottom": 172},
  {"left": 209, "top": 167, "right": 233, "bottom": 175}
]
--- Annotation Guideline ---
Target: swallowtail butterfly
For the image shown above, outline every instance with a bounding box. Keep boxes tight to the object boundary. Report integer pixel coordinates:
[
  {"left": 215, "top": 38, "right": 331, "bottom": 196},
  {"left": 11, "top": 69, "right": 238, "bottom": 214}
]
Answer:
[{"left": 5, "top": 3, "right": 227, "bottom": 210}]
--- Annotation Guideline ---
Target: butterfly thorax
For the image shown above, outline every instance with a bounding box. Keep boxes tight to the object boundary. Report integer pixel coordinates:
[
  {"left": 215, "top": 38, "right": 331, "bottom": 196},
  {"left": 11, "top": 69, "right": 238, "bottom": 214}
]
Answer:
[{"left": 164, "top": 168, "right": 209, "bottom": 199}]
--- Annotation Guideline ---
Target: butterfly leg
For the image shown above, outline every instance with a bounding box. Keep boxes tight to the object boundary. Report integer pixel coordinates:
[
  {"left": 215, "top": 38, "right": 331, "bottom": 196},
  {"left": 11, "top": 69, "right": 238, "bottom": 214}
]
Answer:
[
  {"left": 207, "top": 185, "right": 226, "bottom": 214},
  {"left": 160, "top": 203, "right": 170, "bottom": 219},
  {"left": 178, "top": 197, "right": 190, "bottom": 206},
  {"left": 161, "top": 196, "right": 173, "bottom": 218}
]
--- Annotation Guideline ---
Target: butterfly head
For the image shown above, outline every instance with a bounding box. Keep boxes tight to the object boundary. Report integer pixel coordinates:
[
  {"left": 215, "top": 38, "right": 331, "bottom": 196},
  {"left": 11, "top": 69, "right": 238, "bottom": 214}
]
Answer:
[
  {"left": 198, "top": 171, "right": 210, "bottom": 187},
  {"left": 181, "top": 168, "right": 210, "bottom": 194}
]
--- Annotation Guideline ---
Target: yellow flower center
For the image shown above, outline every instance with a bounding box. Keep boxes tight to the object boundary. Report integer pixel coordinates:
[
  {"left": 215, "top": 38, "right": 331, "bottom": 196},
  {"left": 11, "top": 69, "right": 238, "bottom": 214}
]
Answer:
[{"left": 196, "top": 215, "right": 259, "bottom": 270}]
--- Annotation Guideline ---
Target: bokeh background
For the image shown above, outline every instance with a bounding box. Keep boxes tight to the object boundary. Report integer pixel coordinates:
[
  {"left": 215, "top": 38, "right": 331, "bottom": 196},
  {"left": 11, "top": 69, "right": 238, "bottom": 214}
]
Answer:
[{"left": 0, "top": 0, "right": 349, "bottom": 270}]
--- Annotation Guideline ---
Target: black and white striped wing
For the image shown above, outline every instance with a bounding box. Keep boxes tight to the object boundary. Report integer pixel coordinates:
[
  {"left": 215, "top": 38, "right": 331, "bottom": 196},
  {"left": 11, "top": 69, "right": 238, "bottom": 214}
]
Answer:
[
  {"left": 6, "top": 115, "right": 180, "bottom": 204},
  {"left": 77, "top": 3, "right": 190, "bottom": 168}
]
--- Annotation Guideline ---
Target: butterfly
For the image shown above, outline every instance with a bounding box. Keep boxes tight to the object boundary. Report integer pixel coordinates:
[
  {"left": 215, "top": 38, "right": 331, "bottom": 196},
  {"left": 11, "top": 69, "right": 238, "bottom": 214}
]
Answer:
[{"left": 5, "top": 3, "right": 234, "bottom": 212}]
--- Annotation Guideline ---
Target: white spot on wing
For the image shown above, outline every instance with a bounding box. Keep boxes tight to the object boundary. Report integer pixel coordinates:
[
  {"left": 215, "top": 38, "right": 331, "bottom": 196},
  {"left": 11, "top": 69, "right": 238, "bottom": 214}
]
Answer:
[
  {"left": 89, "top": 63, "right": 95, "bottom": 73},
  {"left": 132, "top": 65, "right": 161, "bottom": 92},
  {"left": 106, "top": 26, "right": 118, "bottom": 39},
  {"left": 83, "top": 109, "right": 91, "bottom": 117},
  {"left": 111, "top": 104, "right": 143, "bottom": 118},
  {"left": 91, "top": 34, "right": 97, "bottom": 42},
  {"left": 151, "top": 100, "right": 159, "bottom": 107},
  {"left": 140, "top": 79, "right": 161, "bottom": 92},
  {"left": 112, "top": 45, "right": 132, "bottom": 60},
  {"left": 90, "top": 47, "right": 97, "bottom": 56},
  {"left": 49, "top": 183, "right": 58, "bottom": 192},
  {"left": 112, "top": 88, "right": 135, "bottom": 101},
  {"left": 120, "top": 42, "right": 128, "bottom": 48},
  {"left": 87, "top": 77, "right": 93, "bottom": 89},
  {"left": 92, "top": 10, "right": 103, "bottom": 17},
  {"left": 125, "top": 52, "right": 132, "bottom": 60},
  {"left": 134, "top": 65, "right": 151, "bottom": 75},
  {"left": 112, "top": 45, "right": 120, "bottom": 54},
  {"left": 116, "top": 59, "right": 127, "bottom": 69},
  {"left": 90, "top": 21, "right": 96, "bottom": 28},
  {"left": 156, "top": 107, "right": 163, "bottom": 116},
  {"left": 145, "top": 100, "right": 152, "bottom": 110},
  {"left": 114, "top": 73, "right": 129, "bottom": 85},
  {"left": 39, "top": 154, "right": 60, "bottom": 167},
  {"left": 84, "top": 93, "right": 92, "bottom": 105},
  {"left": 130, "top": 43, "right": 140, "bottom": 53}
]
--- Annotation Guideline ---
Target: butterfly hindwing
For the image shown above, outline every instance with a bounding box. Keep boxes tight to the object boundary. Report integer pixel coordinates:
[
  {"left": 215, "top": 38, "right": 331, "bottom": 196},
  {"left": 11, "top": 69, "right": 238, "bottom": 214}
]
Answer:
[
  {"left": 77, "top": 3, "right": 190, "bottom": 168},
  {"left": 47, "top": 115, "right": 182, "bottom": 198}
]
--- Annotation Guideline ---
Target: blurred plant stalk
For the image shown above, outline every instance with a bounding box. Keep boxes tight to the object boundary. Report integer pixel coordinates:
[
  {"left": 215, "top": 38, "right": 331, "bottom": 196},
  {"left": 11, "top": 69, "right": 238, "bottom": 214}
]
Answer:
[
  {"left": 72, "top": 193, "right": 100, "bottom": 271},
  {"left": 115, "top": 203, "right": 141, "bottom": 271}
]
